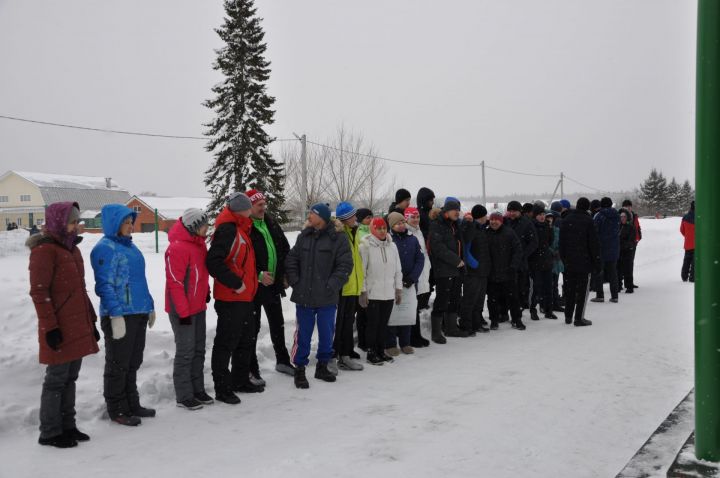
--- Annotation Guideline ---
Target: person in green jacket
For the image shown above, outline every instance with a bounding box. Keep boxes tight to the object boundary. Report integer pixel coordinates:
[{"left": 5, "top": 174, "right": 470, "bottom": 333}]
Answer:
[
  {"left": 356, "top": 208, "right": 373, "bottom": 241},
  {"left": 333, "top": 202, "right": 365, "bottom": 372}
]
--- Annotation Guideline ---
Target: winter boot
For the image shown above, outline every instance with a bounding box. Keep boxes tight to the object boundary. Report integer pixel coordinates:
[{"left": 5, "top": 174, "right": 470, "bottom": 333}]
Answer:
[
  {"left": 380, "top": 351, "right": 395, "bottom": 363},
  {"left": 176, "top": 398, "right": 204, "bottom": 410},
  {"left": 430, "top": 313, "right": 447, "bottom": 344},
  {"left": 590, "top": 297, "right": 604, "bottom": 303},
  {"left": 339, "top": 355, "right": 364, "bottom": 371},
  {"left": 275, "top": 362, "right": 295, "bottom": 376},
  {"left": 609, "top": 297, "right": 618, "bottom": 303},
  {"left": 574, "top": 318, "right": 593, "bottom": 327},
  {"left": 194, "top": 391, "right": 214, "bottom": 405},
  {"left": 294, "top": 366, "right": 310, "bottom": 389},
  {"left": 314, "top": 362, "right": 337, "bottom": 382},
  {"left": 366, "top": 350, "right": 385, "bottom": 366},
  {"left": 565, "top": 315, "right": 573, "bottom": 325},
  {"left": 39, "top": 434, "right": 77, "bottom": 448},
  {"left": 233, "top": 382, "right": 265, "bottom": 393},
  {"left": 401, "top": 346, "right": 415, "bottom": 355},
  {"left": 530, "top": 308, "right": 540, "bottom": 321},
  {"left": 111, "top": 413, "right": 142, "bottom": 426},
  {"left": 490, "top": 319, "right": 499, "bottom": 330},
  {"left": 443, "top": 313, "right": 469, "bottom": 338},
  {"left": 472, "top": 316, "right": 489, "bottom": 333},
  {"left": 63, "top": 428, "right": 90, "bottom": 442},
  {"left": 511, "top": 319, "right": 526, "bottom": 331},
  {"left": 411, "top": 313, "right": 430, "bottom": 347},
  {"left": 215, "top": 390, "right": 241, "bottom": 405},
  {"left": 130, "top": 406, "right": 156, "bottom": 418},
  {"left": 544, "top": 312, "right": 558, "bottom": 319},
  {"left": 249, "top": 372, "right": 266, "bottom": 387}
]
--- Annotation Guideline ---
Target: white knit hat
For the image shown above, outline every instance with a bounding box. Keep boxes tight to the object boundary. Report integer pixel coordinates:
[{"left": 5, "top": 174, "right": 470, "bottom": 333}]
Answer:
[{"left": 181, "top": 208, "right": 209, "bottom": 234}]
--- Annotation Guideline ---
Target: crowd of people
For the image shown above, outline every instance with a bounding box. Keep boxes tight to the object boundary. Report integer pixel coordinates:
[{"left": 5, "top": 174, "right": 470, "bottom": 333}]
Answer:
[{"left": 26, "top": 186, "right": 693, "bottom": 449}]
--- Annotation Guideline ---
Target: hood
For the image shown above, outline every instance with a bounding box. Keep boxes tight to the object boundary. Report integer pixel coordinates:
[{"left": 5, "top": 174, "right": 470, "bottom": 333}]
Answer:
[
  {"left": 43, "top": 201, "right": 81, "bottom": 250},
  {"left": 101, "top": 204, "right": 137, "bottom": 237},
  {"left": 366, "top": 233, "right": 392, "bottom": 248},
  {"left": 168, "top": 219, "right": 206, "bottom": 246},
  {"left": 417, "top": 187, "right": 435, "bottom": 209}
]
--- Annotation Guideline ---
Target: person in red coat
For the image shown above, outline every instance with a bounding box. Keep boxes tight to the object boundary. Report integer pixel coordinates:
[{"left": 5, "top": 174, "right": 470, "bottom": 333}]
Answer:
[
  {"left": 28, "top": 201, "right": 100, "bottom": 448},
  {"left": 165, "top": 209, "right": 213, "bottom": 410},
  {"left": 206, "top": 192, "right": 259, "bottom": 404},
  {"left": 680, "top": 201, "right": 695, "bottom": 282}
]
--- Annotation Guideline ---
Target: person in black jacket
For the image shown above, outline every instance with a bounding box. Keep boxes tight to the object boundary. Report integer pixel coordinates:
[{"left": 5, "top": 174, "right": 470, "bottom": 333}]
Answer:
[
  {"left": 388, "top": 188, "right": 412, "bottom": 215},
  {"left": 506, "top": 201, "right": 538, "bottom": 309},
  {"left": 416, "top": 187, "right": 436, "bottom": 239},
  {"left": 486, "top": 211, "right": 525, "bottom": 330},
  {"left": 617, "top": 209, "right": 636, "bottom": 293},
  {"left": 459, "top": 205, "right": 491, "bottom": 335},
  {"left": 428, "top": 198, "right": 467, "bottom": 343},
  {"left": 528, "top": 204, "right": 556, "bottom": 320},
  {"left": 559, "top": 198, "right": 601, "bottom": 326}
]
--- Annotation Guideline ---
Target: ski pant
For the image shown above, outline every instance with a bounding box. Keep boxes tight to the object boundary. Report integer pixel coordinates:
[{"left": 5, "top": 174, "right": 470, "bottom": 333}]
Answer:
[
  {"left": 682, "top": 249, "right": 695, "bottom": 282},
  {"left": 487, "top": 280, "right": 522, "bottom": 323},
  {"left": 101, "top": 314, "right": 148, "bottom": 418},
  {"left": 594, "top": 261, "right": 619, "bottom": 300},
  {"left": 291, "top": 304, "right": 336, "bottom": 367},
  {"left": 366, "top": 299, "right": 394, "bottom": 355},
  {"left": 386, "top": 325, "right": 411, "bottom": 348},
  {"left": 459, "top": 274, "right": 487, "bottom": 331},
  {"left": 212, "top": 301, "right": 255, "bottom": 393},
  {"left": 564, "top": 270, "right": 591, "bottom": 322},
  {"left": 432, "top": 276, "right": 462, "bottom": 315},
  {"left": 247, "top": 291, "right": 290, "bottom": 378},
  {"left": 169, "top": 311, "right": 207, "bottom": 403},
  {"left": 333, "top": 295, "right": 358, "bottom": 357},
  {"left": 39, "top": 359, "right": 82, "bottom": 438},
  {"left": 618, "top": 250, "right": 635, "bottom": 290},
  {"left": 531, "top": 269, "right": 553, "bottom": 314}
]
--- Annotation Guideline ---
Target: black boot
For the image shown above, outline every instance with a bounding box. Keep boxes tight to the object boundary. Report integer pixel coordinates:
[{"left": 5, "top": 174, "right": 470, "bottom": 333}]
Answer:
[
  {"left": 63, "top": 427, "right": 90, "bottom": 442},
  {"left": 511, "top": 319, "right": 526, "bottom": 330},
  {"left": 410, "top": 312, "right": 430, "bottom": 347},
  {"left": 314, "top": 362, "right": 337, "bottom": 382},
  {"left": 490, "top": 318, "right": 499, "bottom": 330},
  {"left": 39, "top": 434, "right": 77, "bottom": 448},
  {"left": 431, "top": 313, "right": 447, "bottom": 344},
  {"left": 565, "top": 315, "right": 573, "bottom": 325},
  {"left": 366, "top": 350, "right": 385, "bottom": 366},
  {"left": 130, "top": 405, "right": 156, "bottom": 418},
  {"left": 294, "top": 366, "right": 310, "bottom": 389},
  {"left": 530, "top": 308, "right": 540, "bottom": 321},
  {"left": 574, "top": 318, "right": 593, "bottom": 326},
  {"left": 544, "top": 312, "right": 558, "bottom": 319},
  {"left": 443, "top": 313, "right": 469, "bottom": 338}
]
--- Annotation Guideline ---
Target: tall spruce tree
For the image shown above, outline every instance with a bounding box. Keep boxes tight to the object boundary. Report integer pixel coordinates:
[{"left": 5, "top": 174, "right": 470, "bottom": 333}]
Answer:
[
  {"left": 638, "top": 168, "right": 667, "bottom": 214},
  {"left": 665, "top": 177, "right": 681, "bottom": 215},
  {"left": 204, "top": 0, "right": 286, "bottom": 221},
  {"left": 679, "top": 179, "right": 695, "bottom": 212}
]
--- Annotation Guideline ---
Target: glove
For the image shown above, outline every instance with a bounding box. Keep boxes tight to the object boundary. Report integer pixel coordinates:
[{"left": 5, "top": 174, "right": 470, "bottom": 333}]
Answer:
[
  {"left": 93, "top": 323, "right": 101, "bottom": 342},
  {"left": 179, "top": 316, "right": 192, "bottom": 326},
  {"left": 395, "top": 289, "right": 402, "bottom": 305},
  {"left": 110, "top": 316, "right": 126, "bottom": 339},
  {"left": 359, "top": 291, "right": 369, "bottom": 308},
  {"left": 45, "top": 328, "right": 63, "bottom": 351},
  {"left": 402, "top": 279, "right": 414, "bottom": 289},
  {"left": 206, "top": 292, "right": 211, "bottom": 304},
  {"left": 148, "top": 311, "right": 156, "bottom": 329}
]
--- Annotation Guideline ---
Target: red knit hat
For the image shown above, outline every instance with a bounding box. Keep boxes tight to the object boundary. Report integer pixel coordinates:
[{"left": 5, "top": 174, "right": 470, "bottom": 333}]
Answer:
[
  {"left": 370, "top": 217, "right": 387, "bottom": 238},
  {"left": 404, "top": 207, "right": 420, "bottom": 219},
  {"left": 245, "top": 189, "right": 266, "bottom": 205}
]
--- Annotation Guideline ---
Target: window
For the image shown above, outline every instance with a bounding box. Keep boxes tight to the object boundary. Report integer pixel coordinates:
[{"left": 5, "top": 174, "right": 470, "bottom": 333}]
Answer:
[
  {"left": 133, "top": 206, "right": 142, "bottom": 213},
  {"left": 20, "top": 195, "right": 31, "bottom": 202},
  {"left": 0, "top": 196, "right": 8, "bottom": 202}
]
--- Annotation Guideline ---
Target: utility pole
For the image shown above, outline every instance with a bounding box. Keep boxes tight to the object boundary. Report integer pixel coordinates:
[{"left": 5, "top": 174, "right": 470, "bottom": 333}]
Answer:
[
  {"left": 293, "top": 132, "right": 308, "bottom": 218},
  {"left": 481, "top": 161, "right": 487, "bottom": 207},
  {"left": 560, "top": 172, "right": 564, "bottom": 198}
]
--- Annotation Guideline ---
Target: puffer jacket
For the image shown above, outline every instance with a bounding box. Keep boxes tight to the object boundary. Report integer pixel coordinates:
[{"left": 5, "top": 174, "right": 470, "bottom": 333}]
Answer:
[
  {"left": 429, "top": 211, "right": 463, "bottom": 279},
  {"left": 507, "top": 215, "right": 538, "bottom": 271},
  {"left": 407, "top": 224, "right": 431, "bottom": 294},
  {"left": 340, "top": 221, "right": 364, "bottom": 297},
  {"left": 90, "top": 204, "right": 154, "bottom": 317},
  {"left": 486, "top": 224, "right": 523, "bottom": 282},
  {"left": 461, "top": 220, "right": 491, "bottom": 278},
  {"left": 681, "top": 210, "right": 695, "bottom": 250},
  {"left": 360, "top": 234, "right": 403, "bottom": 301},
  {"left": 390, "top": 229, "right": 424, "bottom": 285},
  {"left": 164, "top": 220, "right": 210, "bottom": 318},
  {"left": 286, "top": 221, "right": 353, "bottom": 307},
  {"left": 594, "top": 207, "right": 620, "bottom": 262},
  {"left": 528, "top": 220, "right": 554, "bottom": 273},
  {"left": 559, "top": 209, "right": 601, "bottom": 274}
]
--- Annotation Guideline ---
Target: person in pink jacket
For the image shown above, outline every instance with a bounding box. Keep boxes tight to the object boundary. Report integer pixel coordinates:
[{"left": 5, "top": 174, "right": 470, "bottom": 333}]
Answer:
[{"left": 165, "top": 209, "right": 213, "bottom": 410}]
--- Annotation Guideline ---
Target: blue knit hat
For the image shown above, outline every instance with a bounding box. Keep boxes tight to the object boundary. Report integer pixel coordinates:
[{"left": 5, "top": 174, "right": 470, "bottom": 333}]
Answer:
[
  {"left": 442, "top": 197, "right": 461, "bottom": 212},
  {"left": 335, "top": 201, "right": 356, "bottom": 221},
  {"left": 560, "top": 199, "right": 571, "bottom": 209},
  {"left": 310, "top": 203, "right": 331, "bottom": 224}
]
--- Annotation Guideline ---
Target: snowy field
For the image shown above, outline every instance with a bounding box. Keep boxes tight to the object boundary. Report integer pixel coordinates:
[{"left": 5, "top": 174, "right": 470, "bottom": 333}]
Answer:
[{"left": 0, "top": 219, "right": 693, "bottom": 478}]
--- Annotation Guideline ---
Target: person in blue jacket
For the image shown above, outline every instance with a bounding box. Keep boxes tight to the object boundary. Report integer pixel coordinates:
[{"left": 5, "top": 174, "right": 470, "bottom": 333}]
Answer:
[
  {"left": 91, "top": 204, "right": 156, "bottom": 426},
  {"left": 591, "top": 197, "right": 620, "bottom": 303}
]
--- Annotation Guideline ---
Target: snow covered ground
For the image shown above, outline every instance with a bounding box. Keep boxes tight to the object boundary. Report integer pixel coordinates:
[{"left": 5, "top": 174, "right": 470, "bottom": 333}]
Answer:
[{"left": 0, "top": 218, "right": 693, "bottom": 478}]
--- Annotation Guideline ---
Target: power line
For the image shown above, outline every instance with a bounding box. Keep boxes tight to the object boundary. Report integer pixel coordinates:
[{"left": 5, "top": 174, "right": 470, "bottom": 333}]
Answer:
[
  {"left": 563, "top": 174, "right": 607, "bottom": 193},
  {"left": 484, "top": 164, "right": 558, "bottom": 178},
  {"left": 305, "top": 140, "right": 479, "bottom": 167}
]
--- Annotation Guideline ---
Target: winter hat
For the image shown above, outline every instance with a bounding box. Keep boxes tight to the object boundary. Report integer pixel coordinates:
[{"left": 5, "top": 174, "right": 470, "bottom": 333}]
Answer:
[
  {"left": 522, "top": 203, "right": 534, "bottom": 215},
  {"left": 356, "top": 208, "right": 373, "bottom": 223},
  {"left": 44, "top": 201, "right": 80, "bottom": 250},
  {"left": 507, "top": 200, "right": 522, "bottom": 212},
  {"left": 245, "top": 189, "right": 266, "bottom": 205},
  {"left": 404, "top": 206, "right": 420, "bottom": 219},
  {"left": 550, "top": 201, "right": 563, "bottom": 213},
  {"left": 532, "top": 204, "right": 546, "bottom": 217},
  {"left": 387, "top": 212, "right": 405, "bottom": 229},
  {"left": 622, "top": 199, "right": 633, "bottom": 207},
  {"left": 576, "top": 197, "right": 591, "bottom": 211},
  {"left": 395, "top": 188, "right": 412, "bottom": 203},
  {"left": 335, "top": 201, "right": 357, "bottom": 221},
  {"left": 370, "top": 217, "right": 387, "bottom": 238},
  {"left": 182, "top": 208, "right": 209, "bottom": 234},
  {"left": 310, "top": 203, "right": 331, "bottom": 224},
  {"left": 590, "top": 199, "right": 601, "bottom": 211},
  {"left": 227, "top": 192, "right": 252, "bottom": 212},
  {"left": 560, "top": 199, "right": 571, "bottom": 210},
  {"left": 600, "top": 197, "right": 613, "bottom": 208},
  {"left": 489, "top": 210, "right": 504, "bottom": 221},
  {"left": 471, "top": 204, "right": 488, "bottom": 219},
  {"left": 442, "top": 198, "right": 461, "bottom": 212}
]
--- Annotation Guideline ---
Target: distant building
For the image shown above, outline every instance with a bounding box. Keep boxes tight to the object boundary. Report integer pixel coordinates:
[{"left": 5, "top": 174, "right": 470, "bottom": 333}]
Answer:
[
  {"left": 0, "top": 170, "right": 131, "bottom": 229},
  {"left": 125, "top": 196, "right": 210, "bottom": 233}
]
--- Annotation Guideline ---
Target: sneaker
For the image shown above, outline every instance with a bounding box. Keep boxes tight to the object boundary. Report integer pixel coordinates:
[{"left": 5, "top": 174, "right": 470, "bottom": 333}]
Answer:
[
  {"left": 574, "top": 318, "right": 593, "bottom": 326},
  {"left": 176, "top": 398, "right": 204, "bottom": 410},
  {"left": 294, "top": 366, "right": 310, "bottom": 389},
  {"left": 327, "top": 358, "right": 339, "bottom": 376},
  {"left": 349, "top": 350, "right": 361, "bottom": 360},
  {"left": 366, "top": 351, "right": 385, "bottom": 366},
  {"left": 511, "top": 320, "right": 526, "bottom": 331},
  {"left": 194, "top": 391, "right": 214, "bottom": 405},
  {"left": 401, "top": 346, "right": 415, "bottom": 355},
  {"left": 385, "top": 347, "right": 400, "bottom": 357},
  {"left": 215, "top": 390, "right": 241, "bottom": 405},
  {"left": 233, "top": 382, "right": 265, "bottom": 393},
  {"left": 111, "top": 413, "right": 142, "bottom": 426},
  {"left": 249, "top": 372, "right": 266, "bottom": 387},
  {"left": 275, "top": 362, "right": 295, "bottom": 376},
  {"left": 63, "top": 427, "right": 90, "bottom": 442},
  {"left": 39, "top": 434, "right": 77, "bottom": 448},
  {"left": 381, "top": 353, "right": 395, "bottom": 363},
  {"left": 130, "top": 406, "right": 156, "bottom": 418},
  {"left": 314, "top": 362, "right": 337, "bottom": 382},
  {"left": 338, "top": 355, "right": 364, "bottom": 371},
  {"left": 609, "top": 298, "right": 618, "bottom": 303},
  {"left": 544, "top": 313, "right": 558, "bottom": 319},
  {"left": 590, "top": 297, "right": 604, "bottom": 303}
]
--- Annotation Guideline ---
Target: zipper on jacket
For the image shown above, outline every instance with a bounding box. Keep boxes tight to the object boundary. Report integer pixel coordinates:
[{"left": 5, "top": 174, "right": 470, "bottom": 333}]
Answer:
[{"left": 126, "top": 284, "right": 130, "bottom": 304}]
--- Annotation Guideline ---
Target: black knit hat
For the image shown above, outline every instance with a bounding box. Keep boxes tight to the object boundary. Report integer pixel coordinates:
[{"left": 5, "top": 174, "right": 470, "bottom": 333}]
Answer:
[
  {"left": 356, "top": 208, "right": 373, "bottom": 223},
  {"left": 507, "top": 200, "right": 522, "bottom": 212},
  {"left": 395, "top": 188, "right": 411, "bottom": 203},
  {"left": 600, "top": 197, "right": 613, "bottom": 208},
  {"left": 576, "top": 197, "right": 591, "bottom": 211},
  {"left": 590, "top": 199, "right": 601, "bottom": 211},
  {"left": 522, "top": 203, "right": 534, "bottom": 214},
  {"left": 622, "top": 199, "right": 633, "bottom": 207},
  {"left": 471, "top": 204, "right": 488, "bottom": 219},
  {"left": 532, "top": 204, "right": 546, "bottom": 217}
]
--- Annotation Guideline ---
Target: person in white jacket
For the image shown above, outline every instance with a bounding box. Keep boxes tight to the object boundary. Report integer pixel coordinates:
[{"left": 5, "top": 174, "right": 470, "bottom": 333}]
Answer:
[
  {"left": 359, "top": 217, "right": 403, "bottom": 366},
  {"left": 405, "top": 207, "right": 431, "bottom": 347}
]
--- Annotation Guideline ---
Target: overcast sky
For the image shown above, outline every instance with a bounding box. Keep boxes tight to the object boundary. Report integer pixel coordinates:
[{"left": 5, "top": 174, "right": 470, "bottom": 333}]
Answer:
[{"left": 0, "top": 0, "right": 697, "bottom": 200}]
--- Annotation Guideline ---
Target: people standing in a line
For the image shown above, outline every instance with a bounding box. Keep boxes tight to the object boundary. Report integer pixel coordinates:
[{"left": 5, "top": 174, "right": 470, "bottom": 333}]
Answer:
[
  {"left": 165, "top": 209, "right": 213, "bottom": 411},
  {"left": 617, "top": 209, "right": 637, "bottom": 293},
  {"left": 334, "top": 201, "right": 365, "bottom": 372},
  {"left": 354, "top": 208, "right": 373, "bottom": 350},
  {"left": 459, "top": 205, "right": 491, "bottom": 335},
  {"left": 388, "top": 188, "right": 412, "bottom": 215},
  {"left": 591, "top": 197, "right": 620, "bottom": 303},
  {"left": 486, "top": 211, "right": 525, "bottom": 330},
  {"left": 528, "top": 204, "right": 557, "bottom": 320},
  {"left": 559, "top": 198, "right": 601, "bottom": 326},
  {"left": 206, "top": 193, "right": 260, "bottom": 404},
  {"left": 506, "top": 201, "right": 538, "bottom": 310},
  {"left": 242, "top": 189, "right": 294, "bottom": 385},
  {"left": 30, "top": 202, "right": 100, "bottom": 447},
  {"left": 404, "top": 207, "right": 432, "bottom": 347},
  {"left": 285, "top": 203, "right": 353, "bottom": 389},
  {"left": 621, "top": 199, "right": 641, "bottom": 289},
  {"left": 680, "top": 201, "right": 695, "bottom": 282},
  {"left": 387, "top": 212, "right": 424, "bottom": 355},
  {"left": 91, "top": 204, "right": 156, "bottom": 426},
  {"left": 359, "top": 217, "right": 403, "bottom": 364},
  {"left": 429, "top": 198, "right": 468, "bottom": 342}
]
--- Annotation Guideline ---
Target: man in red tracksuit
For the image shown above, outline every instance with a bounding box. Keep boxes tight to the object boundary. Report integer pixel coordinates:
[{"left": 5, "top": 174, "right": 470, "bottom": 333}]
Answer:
[{"left": 207, "top": 192, "right": 259, "bottom": 404}]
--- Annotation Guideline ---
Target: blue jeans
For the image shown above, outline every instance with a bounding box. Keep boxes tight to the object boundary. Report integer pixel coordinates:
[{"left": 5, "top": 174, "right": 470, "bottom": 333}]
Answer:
[{"left": 291, "top": 304, "right": 337, "bottom": 367}]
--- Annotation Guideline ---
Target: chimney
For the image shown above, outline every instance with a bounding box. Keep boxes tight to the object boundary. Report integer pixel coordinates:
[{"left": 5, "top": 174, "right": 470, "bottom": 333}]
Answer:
[{"left": 105, "top": 177, "right": 112, "bottom": 189}]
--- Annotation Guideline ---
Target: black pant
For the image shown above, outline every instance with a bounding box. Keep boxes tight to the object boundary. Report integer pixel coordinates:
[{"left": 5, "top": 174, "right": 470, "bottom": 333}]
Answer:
[
  {"left": 564, "top": 270, "right": 591, "bottom": 321},
  {"left": 594, "top": 261, "right": 619, "bottom": 299},
  {"left": 366, "top": 299, "right": 394, "bottom": 354},
  {"left": 518, "top": 269, "right": 531, "bottom": 308},
  {"left": 101, "top": 314, "right": 148, "bottom": 418},
  {"left": 247, "top": 291, "right": 290, "bottom": 377},
  {"left": 432, "top": 276, "right": 462, "bottom": 315},
  {"left": 356, "top": 298, "right": 368, "bottom": 349},
  {"left": 334, "top": 295, "right": 358, "bottom": 357},
  {"left": 459, "top": 274, "right": 487, "bottom": 331},
  {"left": 531, "top": 269, "right": 553, "bottom": 313},
  {"left": 213, "top": 301, "right": 256, "bottom": 392},
  {"left": 487, "top": 280, "right": 522, "bottom": 323},
  {"left": 618, "top": 249, "right": 635, "bottom": 290},
  {"left": 682, "top": 249, "right": 695, "bottom": 281},
  {"left": 40, "top": 359, "right": 82, "bottom": 438}
]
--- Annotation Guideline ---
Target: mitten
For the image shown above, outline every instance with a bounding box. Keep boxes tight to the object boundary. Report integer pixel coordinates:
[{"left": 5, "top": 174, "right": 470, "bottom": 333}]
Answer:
[
  {"left": 45, "top": 328, "right": 63, "bottom": 351},
  {"left": 110, "top": 316, "right": 126, "bottom": 339}
]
